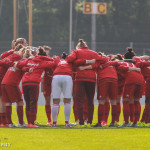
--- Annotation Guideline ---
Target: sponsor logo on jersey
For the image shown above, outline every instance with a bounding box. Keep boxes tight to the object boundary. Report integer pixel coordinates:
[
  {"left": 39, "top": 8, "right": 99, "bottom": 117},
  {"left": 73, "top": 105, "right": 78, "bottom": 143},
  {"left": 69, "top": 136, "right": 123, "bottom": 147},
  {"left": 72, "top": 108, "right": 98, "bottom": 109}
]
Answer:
[
  {"left": 8, "top": 67, "right": 16, "bottom": 72},
  {"left": 27, "top": 63, "right": 39, "bottom": 67},
  {"left": 58, "top": 60, "right": 68, "bottom": 65}
]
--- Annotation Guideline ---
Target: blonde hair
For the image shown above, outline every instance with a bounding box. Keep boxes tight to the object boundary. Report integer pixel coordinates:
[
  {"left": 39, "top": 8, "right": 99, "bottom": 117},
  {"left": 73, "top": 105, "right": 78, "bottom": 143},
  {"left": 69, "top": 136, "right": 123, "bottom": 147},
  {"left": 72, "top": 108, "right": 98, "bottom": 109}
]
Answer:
[
  {"left": 23, "top": 47, "right": 32, "bottom": 58},
  {"left": 14, "top": 44, "right": 24, "bottom": 51},
  {"left": 18, "top": 47, "right": 26, "bottom": 56},
  {"left": 15, "top": 38, "right": 26, "bottom": 47},
  {"left": 76, "top": 39, "right": 87, "bottom": 50}
]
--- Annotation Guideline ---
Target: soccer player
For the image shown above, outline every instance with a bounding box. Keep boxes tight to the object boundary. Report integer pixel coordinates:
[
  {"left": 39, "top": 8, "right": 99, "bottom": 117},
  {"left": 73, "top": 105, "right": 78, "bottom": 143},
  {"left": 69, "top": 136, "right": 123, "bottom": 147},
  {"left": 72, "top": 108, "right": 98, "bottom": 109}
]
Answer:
[
  {"left": 119, "top": 48, "right": 144, "bottom": 127},
  {"left": 51, "top": 52, "right": 73, "bottom": 127},
  {"left": 66, "top": 39, "right": 107, "bottom": 125},
  {"left": 1, "top": 46, "right": 26, "bottom": 127},
  {"left": 16, "top": 47, "right": 59, "bottom": 127},
  {"left": 42, "top": 46, "right": 53, "bottom": 125},
  {"left": 135, "top": 56, "right": 150, "bottom": 124},
  {"left": 78, "top": 57, "right": 119, "bottom": 127}
]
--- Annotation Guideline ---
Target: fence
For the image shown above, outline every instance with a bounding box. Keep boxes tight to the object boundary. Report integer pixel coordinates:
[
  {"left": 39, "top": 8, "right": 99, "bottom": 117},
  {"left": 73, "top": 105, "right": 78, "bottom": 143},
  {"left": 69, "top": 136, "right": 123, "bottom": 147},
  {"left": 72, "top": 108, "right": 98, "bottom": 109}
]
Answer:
[{"left": 1, "top": 41, "right": 150, "bottom": 56}]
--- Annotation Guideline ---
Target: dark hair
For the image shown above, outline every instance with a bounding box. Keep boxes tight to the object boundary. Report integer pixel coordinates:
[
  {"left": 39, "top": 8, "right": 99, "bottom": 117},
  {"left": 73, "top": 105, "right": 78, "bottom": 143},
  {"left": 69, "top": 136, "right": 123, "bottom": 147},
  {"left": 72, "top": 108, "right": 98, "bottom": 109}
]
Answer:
[
  {"left": 61, "top": 52, "right": 68, "bottom": 59},
  {"left": 116, "top": 54, "right": 123, "bottom": 60},
  {"left": 124, "top": 47, "right": 136, "bottom": 59},
  {"left": 15, "top": 38, "right": 26, "bottom": 47},
  {"left": 38, "top": 46, "right": 47, "bottom": 56},
  {"left": 98, "top": 51, "right": 103, "bottom": 56}
]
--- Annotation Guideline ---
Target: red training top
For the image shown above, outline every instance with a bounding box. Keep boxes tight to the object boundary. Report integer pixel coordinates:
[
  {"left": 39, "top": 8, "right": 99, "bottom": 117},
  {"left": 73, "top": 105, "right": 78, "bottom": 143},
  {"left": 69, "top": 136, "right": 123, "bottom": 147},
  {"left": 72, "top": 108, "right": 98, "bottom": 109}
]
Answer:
[{"left": 66, "top": 47, "right": 107, "bottom": 82}]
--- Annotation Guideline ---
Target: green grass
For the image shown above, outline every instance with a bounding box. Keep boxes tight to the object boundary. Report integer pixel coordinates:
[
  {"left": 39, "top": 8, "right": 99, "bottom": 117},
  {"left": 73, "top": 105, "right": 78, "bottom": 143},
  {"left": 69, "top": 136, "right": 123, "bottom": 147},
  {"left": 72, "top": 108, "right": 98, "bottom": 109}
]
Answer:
[{"left": 0, "top": 106, "right": 150, "bottom": 150}]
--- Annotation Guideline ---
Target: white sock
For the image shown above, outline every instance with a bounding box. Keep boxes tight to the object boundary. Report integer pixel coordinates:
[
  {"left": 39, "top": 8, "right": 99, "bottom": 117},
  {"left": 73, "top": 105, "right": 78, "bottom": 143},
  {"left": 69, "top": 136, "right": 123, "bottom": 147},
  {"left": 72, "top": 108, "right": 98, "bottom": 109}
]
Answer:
[
  {"left": 64, "top": 103, "right": 71, "bottom": 123},
  {"left": 52, "top": 104, "right": 59, "bottom": 123}
]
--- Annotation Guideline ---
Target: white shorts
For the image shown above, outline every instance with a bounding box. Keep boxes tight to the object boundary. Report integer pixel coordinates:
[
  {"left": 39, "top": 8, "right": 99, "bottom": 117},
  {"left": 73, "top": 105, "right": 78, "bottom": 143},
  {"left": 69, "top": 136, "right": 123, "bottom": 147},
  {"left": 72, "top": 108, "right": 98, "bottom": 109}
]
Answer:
[{"left": 52, "top": 75, "right": 73, "bottom": 99}]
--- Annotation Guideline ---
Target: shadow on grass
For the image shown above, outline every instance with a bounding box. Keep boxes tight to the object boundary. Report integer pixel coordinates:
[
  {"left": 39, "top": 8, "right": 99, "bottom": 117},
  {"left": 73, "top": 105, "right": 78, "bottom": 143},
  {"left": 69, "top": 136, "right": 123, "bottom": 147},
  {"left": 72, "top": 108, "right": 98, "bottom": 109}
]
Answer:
[{"left": 1, "top": 125, "right": 150, "bottom": 130}]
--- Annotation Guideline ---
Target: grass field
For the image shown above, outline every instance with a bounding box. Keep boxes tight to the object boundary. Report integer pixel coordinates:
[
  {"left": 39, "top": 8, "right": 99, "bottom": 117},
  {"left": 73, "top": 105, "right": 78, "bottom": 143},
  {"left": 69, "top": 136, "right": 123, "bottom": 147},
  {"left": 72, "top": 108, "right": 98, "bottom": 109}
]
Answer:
[{"left": 0, "top": 105, "right": 150, "bottom": 150}]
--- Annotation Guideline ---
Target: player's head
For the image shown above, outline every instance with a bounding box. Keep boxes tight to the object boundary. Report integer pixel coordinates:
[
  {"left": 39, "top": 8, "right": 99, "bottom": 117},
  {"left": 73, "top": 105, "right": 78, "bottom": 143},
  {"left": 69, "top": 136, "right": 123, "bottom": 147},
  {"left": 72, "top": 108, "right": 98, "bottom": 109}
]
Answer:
[
  {"left": 38, "top": 46, "right": 47, "bottom": 56},
  {"left": 111, "top": 54, "right": 123, "bottom": 61},
  {"left": 124, "top": 47, "right": 136, "bottom": 59},
  {"left": 61, "top": 52, "right": 68, "bottom": 59},
  {"left": 116, "top": 54, "right": 123, "bottom": 60},
  {"left": 15, "top": 38, "right": 28, "bottom": 47},
  {"left": 23, "top": 47, "right": 32, "bottom": 58},
  {"left": 76, "top": 39, "right": 87, "bottom": 50}
]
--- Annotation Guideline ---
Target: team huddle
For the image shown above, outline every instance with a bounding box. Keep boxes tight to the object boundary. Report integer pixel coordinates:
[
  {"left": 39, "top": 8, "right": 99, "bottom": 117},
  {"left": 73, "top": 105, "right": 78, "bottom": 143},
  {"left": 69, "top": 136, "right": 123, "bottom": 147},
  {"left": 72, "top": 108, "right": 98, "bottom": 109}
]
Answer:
[{"left": 0, "top": 38, "right": 150, "bottom": 128}]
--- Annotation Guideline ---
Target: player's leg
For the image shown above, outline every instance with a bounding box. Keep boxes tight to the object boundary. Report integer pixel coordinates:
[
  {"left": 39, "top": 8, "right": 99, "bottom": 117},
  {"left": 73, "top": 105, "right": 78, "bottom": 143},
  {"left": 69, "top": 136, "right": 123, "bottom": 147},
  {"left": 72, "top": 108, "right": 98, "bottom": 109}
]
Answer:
[
  {"left": 1, "top": 85, "right": 12, "bottom": 125},
  {"left": 23, "top": 85, "right": 31, "bottom": 125},
  {"left": 43, "top": 83, "right": 52, "bottom": 125},
  {"left": 0, "top": 95, "right": 6, "bottom": 126},
  {"left": 94, "top": 80, "right": 107, "bottom": 127},
  {"left": 51, "top": 75, "right": 61, "bottom": 126},
  {"left": 29, "top": 85, "right": 39, "bottom": 125},
  {"left": 122, "top": 84, "right": 134, "bottom": 125},
  {"left": 64, "top": 98, "right": 71, "bottom": 127},
  {"left": 75, "top": 81, "right": 86, "bottom": 125},
  {"left": 62, "top": 75, "right": 72, "bottom": 127},
  {"left": 141, "top": 80, "right": 150, "bottom": 123},
  {"left": 83, "top": 94, "right": 88, "bottom": 124},
  {"left": 129, "top": 99, "right": 135, "bottom": 123},
  {"left": 132, "top": 84, "right": 143, "bottom": 126},
  {"left": 52, "top": 99, "right": 60, "bottom": 126},
  {"left": 109, "top": 81, "right": 118, "bottom": 126},
  {"left": 85, "top": 82, "right": 95, "bottom": 124}
]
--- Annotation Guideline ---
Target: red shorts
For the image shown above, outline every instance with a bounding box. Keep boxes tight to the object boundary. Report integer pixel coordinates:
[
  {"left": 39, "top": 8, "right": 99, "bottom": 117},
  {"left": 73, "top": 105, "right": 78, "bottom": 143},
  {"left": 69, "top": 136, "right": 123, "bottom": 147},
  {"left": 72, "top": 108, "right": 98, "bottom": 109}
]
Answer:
[
  {"left": 43, "top": 83, "right": 52, "bottom": 97},
  {"left": 118, "top": 80, "right": 125, "bottom": 96},
  {"left": 145, "top": 80, "right": 150, "bottom": 97},
  {"left": 1, "top": 84, "right": 23, "bottom": 103},
  {"left": 123, "top": 84, "right": 143, "bottom": 99},
  {"left": 97, "top": 80, "right": 118, "bottom": 100}
]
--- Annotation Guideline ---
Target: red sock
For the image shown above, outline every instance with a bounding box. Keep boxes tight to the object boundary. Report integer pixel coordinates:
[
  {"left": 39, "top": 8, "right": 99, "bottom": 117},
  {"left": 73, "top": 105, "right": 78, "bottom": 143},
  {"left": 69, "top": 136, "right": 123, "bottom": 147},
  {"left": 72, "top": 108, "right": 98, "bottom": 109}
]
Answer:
[
  {"left": 83, "top": 103, "right": 88, "bottom": 121},
  {"left": 33, "top": 105, "right": 38, "bottom": 122},
  {"left": 116, "top": 102, "right": 121, "bottom": 122},
  {"left": 45, "top": 105, "right": 51, "bottom": 122},
  {"left": 98, "top": 104, "right": 104, "bottom": 124},
  {"left": 53, "top": 121, "right": 56, "bottom": 124},
  {"left": 104, "top": 101, "right": 110, "bottom": 122},
  {"left": 5, "top": 106, "right": 12, "bottom": 124},
  {"left": 129, "top": 103, "right": 135, "bottom": 122},
  {"left": 123, "top": 101, "right": 130, "bottom": 124},
  {"left": 65, "top": 121, "right": 69, "bottom": 124},
  {"left": 83, "top": 112, "right": 88, "bottom": 121},
  {"left": 73, "top": 101, "right": 78, "bottom": 122},
  {"left": 30, "top": 111, "right": 36, "bottom": 125},
  {"left": 0, "top": 113, "right": 6, "bottom": 124},
  {"left": 141, "top": 105, "right": 147, "bottom": 122},
  {"left": 134, "top": 101, "right": 141, "bottom": 124},
  {"left": 0, "top": 113, "right": 3, "bottom": 124},
  {"left": 145, "top": 103, "right": 150, "bottom": 123},
  {"left": 111, "top": 105, "right": 117, "bottom": 124},
  {"left": 26, "top": 109, "right": 30, "bottom": 124},
  {"left": 0, "top": 114, "right": 2, "bottom": 124},
  {"left": 17, "top": 106, "right": 24, "bottom": 125}
]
